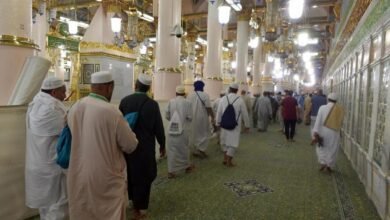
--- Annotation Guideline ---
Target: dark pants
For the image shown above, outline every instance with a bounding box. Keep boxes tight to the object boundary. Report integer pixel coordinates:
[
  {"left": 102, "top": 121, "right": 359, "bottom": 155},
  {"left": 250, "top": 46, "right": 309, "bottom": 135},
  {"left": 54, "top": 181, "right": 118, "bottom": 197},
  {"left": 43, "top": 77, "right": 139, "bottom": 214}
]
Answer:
[
  {"left": 284, "top": 119, "right": 297, "bottom": 140},
  {"left": 128, "top": 182, "right": 152, "bottom": 210}
]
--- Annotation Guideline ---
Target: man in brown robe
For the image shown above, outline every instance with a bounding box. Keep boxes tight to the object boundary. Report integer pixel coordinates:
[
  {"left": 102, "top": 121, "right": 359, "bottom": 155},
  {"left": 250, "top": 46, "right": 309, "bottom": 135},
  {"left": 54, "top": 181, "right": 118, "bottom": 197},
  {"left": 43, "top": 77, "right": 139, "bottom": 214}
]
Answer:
[{"left": 67, "top": 71, "right": 138, "bottom": 220}]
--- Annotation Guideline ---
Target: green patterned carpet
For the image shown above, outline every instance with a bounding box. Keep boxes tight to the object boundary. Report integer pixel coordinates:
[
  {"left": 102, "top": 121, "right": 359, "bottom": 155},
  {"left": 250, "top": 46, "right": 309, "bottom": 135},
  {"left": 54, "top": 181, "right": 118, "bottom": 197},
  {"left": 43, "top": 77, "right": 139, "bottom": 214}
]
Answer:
[{"left": 28, "top": 123, "right": 380, "bottom": 220}]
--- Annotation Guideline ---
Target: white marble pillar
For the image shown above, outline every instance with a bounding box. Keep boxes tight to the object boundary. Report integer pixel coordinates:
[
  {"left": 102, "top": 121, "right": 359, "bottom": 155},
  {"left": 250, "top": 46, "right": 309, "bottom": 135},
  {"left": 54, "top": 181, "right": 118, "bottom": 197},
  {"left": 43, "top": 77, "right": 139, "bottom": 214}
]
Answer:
[
  {"left": 251, "top": 37, "right": 262, "bottom": 95},
  {"left": 235, "top": 15, "right": 249, "bottom": 91},
  {"left": 154, "top": 0, "right": 182, "bottom": 100},
  {"left": 184, "top": 40, "right": 196, "bottom": 93},
  {"left": 261, "top": 60, "right": 274, "bottom": 93},
  {"left": 204, "top": 0, "right": 223, "bottom": 99},
  {"left": 0, "top": 0, "right": 37, "bottom": 105},
  {"left": 32, "top": 1, "right": 48, "bottom": 58}
]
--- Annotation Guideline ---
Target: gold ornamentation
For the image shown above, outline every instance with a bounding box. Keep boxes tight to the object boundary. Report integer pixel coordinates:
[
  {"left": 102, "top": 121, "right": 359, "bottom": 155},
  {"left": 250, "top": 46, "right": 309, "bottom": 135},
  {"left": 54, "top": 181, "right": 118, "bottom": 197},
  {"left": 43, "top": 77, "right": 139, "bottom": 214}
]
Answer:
[
  {"left": 0, "top": 35, "right": 39, "bottom": 50},
  {"left": 157, "top": 67, "right": 182, "bottom": 73},
  {"left": 80, "top": 41, "right": 134, "bottom": 54},
  {"left": 262, "top": 76, "right": 273, "bottom": 81},
  {"left": 206, "top": 76, "right": 223, "bottom": 81},
  {"left": 80, "top": 52, "right": 136, "bottom": 62}
]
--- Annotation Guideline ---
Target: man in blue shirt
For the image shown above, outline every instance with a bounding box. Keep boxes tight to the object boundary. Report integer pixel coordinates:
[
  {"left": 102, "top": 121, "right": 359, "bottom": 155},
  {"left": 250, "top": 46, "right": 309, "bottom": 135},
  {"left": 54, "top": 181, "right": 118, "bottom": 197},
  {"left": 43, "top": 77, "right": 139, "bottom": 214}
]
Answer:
[{"left": 310, "top": 89, "right": 327, "bottom": 133}]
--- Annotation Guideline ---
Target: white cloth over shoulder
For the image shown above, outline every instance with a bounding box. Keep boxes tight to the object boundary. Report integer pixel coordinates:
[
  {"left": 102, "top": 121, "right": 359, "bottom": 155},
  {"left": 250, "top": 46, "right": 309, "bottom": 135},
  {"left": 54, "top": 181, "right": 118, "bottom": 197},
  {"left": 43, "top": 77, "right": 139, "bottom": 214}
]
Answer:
[
  {"left": 25, "top": 92, "right": 67, "bottom": 210},
  {"left": 187, "top": 91, "right": 212, "bottom": 151},
  {"left": 216, "top": 93, "right": 250, "bottom": 148},
  {"left": 313, "top": 102, "right": 341, "bottom": 167},
  {"left": 165, "top": 96, "right": 192, "bottom": 173}
]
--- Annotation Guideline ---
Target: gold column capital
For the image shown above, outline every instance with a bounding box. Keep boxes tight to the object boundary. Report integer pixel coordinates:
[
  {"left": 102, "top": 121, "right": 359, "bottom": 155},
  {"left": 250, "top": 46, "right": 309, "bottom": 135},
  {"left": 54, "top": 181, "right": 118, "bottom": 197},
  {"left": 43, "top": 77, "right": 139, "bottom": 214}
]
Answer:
[
  {"left": 237, "top": 11, "right": 251, "bottom": 21},
  {"left": 0, "top": 35, "right": 39, "bottom": 50}
]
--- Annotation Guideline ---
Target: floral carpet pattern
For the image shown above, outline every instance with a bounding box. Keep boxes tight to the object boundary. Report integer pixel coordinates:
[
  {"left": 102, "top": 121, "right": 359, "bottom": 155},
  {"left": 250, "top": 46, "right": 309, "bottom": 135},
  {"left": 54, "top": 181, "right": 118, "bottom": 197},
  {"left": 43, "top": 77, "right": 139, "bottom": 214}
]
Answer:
[{"left": 224, "top": 179, "right": 273, "bottom": 197}]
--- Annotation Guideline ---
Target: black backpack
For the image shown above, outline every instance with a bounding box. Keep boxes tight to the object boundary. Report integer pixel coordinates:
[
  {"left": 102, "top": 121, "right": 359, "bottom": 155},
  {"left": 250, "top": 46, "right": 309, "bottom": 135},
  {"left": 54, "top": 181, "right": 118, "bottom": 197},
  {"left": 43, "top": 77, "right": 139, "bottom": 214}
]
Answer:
[{"left": 220, "top": 96, "right": 240, "bottom": 130}]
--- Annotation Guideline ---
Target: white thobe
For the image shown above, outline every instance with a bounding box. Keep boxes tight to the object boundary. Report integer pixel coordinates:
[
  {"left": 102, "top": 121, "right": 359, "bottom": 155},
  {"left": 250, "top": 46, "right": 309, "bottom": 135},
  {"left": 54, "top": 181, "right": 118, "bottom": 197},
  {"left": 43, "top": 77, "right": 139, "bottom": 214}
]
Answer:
[
  {"left": 165, "top": 96, "right": 192, "bottom": 173},
  {"left": 216, "top": 93, "right": 250, "bottom": 148},
  {"left": 212, "top": 97, "right": 222, "bottom": 116},
  {"left": 187, "top": 91, "right": 212, "bottom": 151},
  {"left": 313, "top": 103, "right": 341, "bottom": 168},
  {"left": 67, "top": 96, "right": 138, "bottom": 220},
  {"left": 254, "top": 96, "right": 272, "bottom": 130},
  {"left": 25, "top": 92, "right": 68, "bottom": 219}
]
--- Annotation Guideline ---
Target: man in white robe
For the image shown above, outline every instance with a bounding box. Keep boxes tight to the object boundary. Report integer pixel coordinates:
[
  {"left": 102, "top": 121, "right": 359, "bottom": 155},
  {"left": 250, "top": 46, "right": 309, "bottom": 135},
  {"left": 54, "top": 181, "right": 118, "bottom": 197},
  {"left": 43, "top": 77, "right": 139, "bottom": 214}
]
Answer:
[
  {"left": 212, "top": 90, "right": 225, "bottom": 144},
  {"left": 187, "top": 80, "right": 215, "bottom": 158},
  {"left": 216, "top": 83, "right": 250, "bottom": 167},
  {"left": 312, "top": 93, "right": 344, "bottom": 173},
  {"left": 25, "top": 77, "right": 69, "bottom": 219},
  {"left": 67, "top": 71, "right": 138, "bottom": 220},
  {"left": 165, "top": 85, "right": 194, "bottom": 178},
  {"left": 254, "top": 91, "right": 272, "bottom": 132}
]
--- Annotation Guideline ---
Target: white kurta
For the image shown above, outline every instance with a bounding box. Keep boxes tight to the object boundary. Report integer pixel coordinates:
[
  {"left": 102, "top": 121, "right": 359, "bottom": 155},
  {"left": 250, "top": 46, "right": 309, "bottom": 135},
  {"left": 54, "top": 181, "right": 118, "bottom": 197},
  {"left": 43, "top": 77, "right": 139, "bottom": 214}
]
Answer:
[
  {"left": 67, "top": 96, "right": 138, "bottom": 220},
  {"left": 187, "top": 91, "right": 212, "bottom": 151},
  {"left": 216, "top": 93, "right": 250, "bottom": 148},
  {"left": 254, "top": 96, "right": 272, "bottom": 130},
  {"left": 25, "top": 92, "right": 68, "bottom": 219},
  {"left": 165, "top": 96, "right": 192, "bottom": 173},
  {"left": 313, "top": 102, "right": 341, "bottom": 167}
]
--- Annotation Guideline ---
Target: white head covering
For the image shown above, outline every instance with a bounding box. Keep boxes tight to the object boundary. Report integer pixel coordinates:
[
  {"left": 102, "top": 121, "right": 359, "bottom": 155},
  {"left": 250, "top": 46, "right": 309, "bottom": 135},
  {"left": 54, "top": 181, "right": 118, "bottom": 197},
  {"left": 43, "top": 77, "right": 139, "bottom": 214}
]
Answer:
[
  {"left": 91, "top": 71, "right": 113, "bottom": 84},
  {"left": 138, "top": 73, "right": 152, "bottom": 86},
  {"left": 176, "top": 85, "right": 185, "bottom": 94},
  {"left": 220, "top": 90, "right": 226, "bottom": 95},
  {"left": 328, "top": 92, "right": 338, "bottom": 101},
  {"left": 41, "top": 77, "right": 65, "bottom": 90},
  {"left": 229, "top": 83, "right": 239, "bottom": 89}
]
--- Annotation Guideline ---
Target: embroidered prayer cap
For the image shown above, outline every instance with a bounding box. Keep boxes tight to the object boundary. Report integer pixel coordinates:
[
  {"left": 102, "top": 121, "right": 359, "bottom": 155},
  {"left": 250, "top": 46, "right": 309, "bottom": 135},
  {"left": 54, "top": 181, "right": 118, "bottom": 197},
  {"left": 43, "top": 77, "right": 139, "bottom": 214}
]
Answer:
[
  {"left": 138, "top": 73, "right": 152, "bottom": 86},
  {"left": 328, "top": 92, "right": 338, "bottom": 101},
  {"left": 229, "top": 83, "right": 239, "bottom": 90},
  {"left": 41, "top": 76, "right": 65, "bottom": 90},
  {"left": 176, "top": 85, "right": 185, "bottom": 94},
  {"left": 91, "top": 71, "right": 113, "bottom": 84}
]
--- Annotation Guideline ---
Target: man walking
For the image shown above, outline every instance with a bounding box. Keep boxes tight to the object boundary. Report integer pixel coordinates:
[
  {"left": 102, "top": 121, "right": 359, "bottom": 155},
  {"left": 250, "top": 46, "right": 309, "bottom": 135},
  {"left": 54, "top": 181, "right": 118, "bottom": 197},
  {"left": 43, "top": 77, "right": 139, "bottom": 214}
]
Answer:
[
  {"left": 216, "top": 83, "right": 250, "bottom": 167},
  {"left": 312, "top": 93, "right": 344, "bottom": 173},
  {"left": 119, "top": 74, "right": 166, "bottom": 219},
  {"left": 310, "top": 89, "right": 327, "bottom": 133},
  {"left": 67, "top": 71, "right": 138, "bottom": 220},
  {"left": 165, "top": 85, "right": 194, "bottom": 178},
  {"left": 281, "top": 90, "right": 299, "bottom": 142},
  {"left": 254, "top": 91, "right": 272, "bottom": 132},
  {"left": 26, "top": 77, "right": 69, "bottom": 220}
]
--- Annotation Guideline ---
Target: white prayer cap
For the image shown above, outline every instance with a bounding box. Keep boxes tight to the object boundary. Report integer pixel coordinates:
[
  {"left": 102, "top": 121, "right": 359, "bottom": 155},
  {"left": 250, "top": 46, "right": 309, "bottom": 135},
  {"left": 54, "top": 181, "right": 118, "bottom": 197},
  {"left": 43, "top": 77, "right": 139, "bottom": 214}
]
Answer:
[
  {"left": 138, "top": 73, "right": 152, "bottom": 86},
  {"left": 91, "top": 71, "right": 113, "bottom": 84},
  {"left": 176, "top": 85, "right": 185, "bottom": 94},
  {"left": 229, "top": 83, "right": 239, "bottom": 89},
  {"left": 328, "top": 92, "right": 338, "bottom": 101},
  {"left": 220, "top": 90, "right": 226, "bottom": 95},
  {"left": 41, "top": 77, "right": 65, "bottom": 90}
]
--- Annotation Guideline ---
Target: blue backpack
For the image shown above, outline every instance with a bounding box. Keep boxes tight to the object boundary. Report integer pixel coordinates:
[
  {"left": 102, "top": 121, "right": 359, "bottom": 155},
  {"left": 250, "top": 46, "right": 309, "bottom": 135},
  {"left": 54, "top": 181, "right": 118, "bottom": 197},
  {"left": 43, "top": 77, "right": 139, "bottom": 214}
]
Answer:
[
  {"left": 220, "top": 96, "right": 240, "bottom": 130},
  {"left": 124, "top": 98, "right": 149, "bottom": 129},
  {"left": 56, "top": 124, "right": 72, "bottom": 169}
]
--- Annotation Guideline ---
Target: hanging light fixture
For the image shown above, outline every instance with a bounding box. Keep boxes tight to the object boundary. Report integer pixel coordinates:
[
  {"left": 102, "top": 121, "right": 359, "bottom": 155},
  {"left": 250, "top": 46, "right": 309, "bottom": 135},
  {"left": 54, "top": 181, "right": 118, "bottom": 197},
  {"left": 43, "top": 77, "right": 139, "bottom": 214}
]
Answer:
[
  {"left": 289, "top": 0, "right": 304, "bottom": 19},
  {"left": 111, "top": 13, "right": 122, "bottom": 33},
  {"left": 218, "top": 3, "right": 231, "bottom": 25},
  {"left": 68, "top": 20, "right": 78, "bottom": 35}
]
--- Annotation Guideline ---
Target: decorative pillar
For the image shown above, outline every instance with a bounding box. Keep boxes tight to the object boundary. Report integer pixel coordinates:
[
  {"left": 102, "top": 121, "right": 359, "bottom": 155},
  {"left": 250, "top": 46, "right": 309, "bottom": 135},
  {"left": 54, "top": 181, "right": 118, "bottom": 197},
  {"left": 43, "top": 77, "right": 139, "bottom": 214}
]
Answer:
[
  {"left": 154, "top": 0, "right": 182, "bottom": 100},
  {"left": 251, "top": 37, "right": 262, "bottom": 95},
  {"left": 235, "top": 13, "right": 250, "bottom": 91},
  {"left": 204, "top": 0, "right": 223, "bottom": 99},
  {"left": 32, "top": 1, "right": 48, "bottom": 58},
  {"left": 261, "top": 58, "right": 274, "bottom": 93},
  {"left": 0, "top": 0, "right": 38, "bottom": 105},
  {"left": 184, "top": 29, "right": 197, "bottom": 93}
]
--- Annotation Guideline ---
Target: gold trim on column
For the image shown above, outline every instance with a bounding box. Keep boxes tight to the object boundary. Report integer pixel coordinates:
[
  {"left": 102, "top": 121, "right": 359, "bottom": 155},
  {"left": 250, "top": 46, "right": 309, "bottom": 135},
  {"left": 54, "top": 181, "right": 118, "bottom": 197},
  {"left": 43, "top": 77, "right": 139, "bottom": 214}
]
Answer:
[
  {"left": 237, "top": 11, "right": 251, "bottom": 21},
  {"left": 261, "top": 75, "right": 273, "bottom": 81},
  {"left": 80, "top": 52, "right": 136, "bottom": 62},
  {"left": 206, "top": 76, "right": 223, "bottom": 81},
  {"left": 157, "top": 67, "right": 182, "bottom": 73},
  {"left": 0, "top": 35, "right": 39, "bottom": 50}
]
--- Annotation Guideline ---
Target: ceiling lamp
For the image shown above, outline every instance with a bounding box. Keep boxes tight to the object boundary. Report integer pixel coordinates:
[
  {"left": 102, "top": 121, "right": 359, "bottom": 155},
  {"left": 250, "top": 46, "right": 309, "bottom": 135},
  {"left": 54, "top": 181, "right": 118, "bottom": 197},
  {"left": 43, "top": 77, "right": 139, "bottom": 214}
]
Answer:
[
  {"left": 297, "top": 32, "right": 309, "bottom": 47},
  {"left": 136, "top": 11, "right": 154, "bottom": 22},
  {"left": 249, "top": 36, "right": 259, "bottom": 48},
  {"left": 265, "top": 0, "right": 279, "bottom": 42},
  {"left": 218, "top": 4, "right": 231, "bottom": 25},
  {"left": 226, "top": 0, "right": 242, "bottom": 11},
  {"left": 111, "top": 13, "right": 122, "bottom": 33},
  {"left": 140, "top": 44, "right": 147, "bottom": 55},
  {"left": 68, "top": 20, "right": 78, "bottom": 35},
  {"left": 289, "top": 0, "right": 304, "bottom": 19},
  {"left": 231, "top": 61, "right": 237, "bottom": 69}
]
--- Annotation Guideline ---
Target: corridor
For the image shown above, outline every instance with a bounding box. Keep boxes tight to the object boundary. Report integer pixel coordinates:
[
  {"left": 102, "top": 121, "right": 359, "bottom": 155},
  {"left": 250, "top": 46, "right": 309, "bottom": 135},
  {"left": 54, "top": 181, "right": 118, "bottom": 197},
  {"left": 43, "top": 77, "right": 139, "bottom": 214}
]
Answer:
[{"left": 141, "top": 123, "right": 380, "bottom": 219}]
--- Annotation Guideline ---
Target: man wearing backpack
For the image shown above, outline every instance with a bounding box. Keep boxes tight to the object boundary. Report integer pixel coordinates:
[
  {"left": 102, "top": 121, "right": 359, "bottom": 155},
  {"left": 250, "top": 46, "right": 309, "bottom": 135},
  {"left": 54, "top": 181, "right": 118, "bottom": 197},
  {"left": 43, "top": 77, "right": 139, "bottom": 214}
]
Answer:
[
  {"left": 119, "top": 74, "right": 166, "bottom": 219},
  {"left": 216, "top": 83, "right": 250, "bottom": 167},
  {"left": 165, "top": 85, "right": 194, "bottom": 178},
  {"left": 187, "top": 80, "right": 215, "bottom": 158}
]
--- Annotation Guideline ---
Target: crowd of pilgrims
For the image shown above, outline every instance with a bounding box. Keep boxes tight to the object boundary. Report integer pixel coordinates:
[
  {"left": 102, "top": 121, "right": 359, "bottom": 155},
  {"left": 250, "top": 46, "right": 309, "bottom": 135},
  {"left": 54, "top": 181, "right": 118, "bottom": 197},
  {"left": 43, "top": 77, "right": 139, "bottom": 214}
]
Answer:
[{"left": 25, "top": 71, "right": 341, "bottom": 220}]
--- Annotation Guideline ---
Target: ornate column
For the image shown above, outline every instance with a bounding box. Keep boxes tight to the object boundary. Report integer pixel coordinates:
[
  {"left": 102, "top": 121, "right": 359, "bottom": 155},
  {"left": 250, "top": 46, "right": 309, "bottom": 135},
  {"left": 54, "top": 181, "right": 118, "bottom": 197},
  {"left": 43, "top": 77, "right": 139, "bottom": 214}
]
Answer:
[
  {"left": 251, "top": 37, "right": 262, "bottom": 95},
  {"left": 235, "top": 12, "right": 250, "bottom": 91},
  {"left": 0, "top": 0, "right": 39, "bottom": 105},
  {"left": 154, "top": 0, "right": 182, "bottom": 100},
  {"left": 204, "top": 0, "right": 223, "bottom": 99},
  {"left": 32, "top": 1, "right": 48, "bottom": 58},
  {"left": 184, "top": 29, "right": 197, "bottom": 93},
  {"left": 261, "top": 57, "right": 274, "bottom": 93}
]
